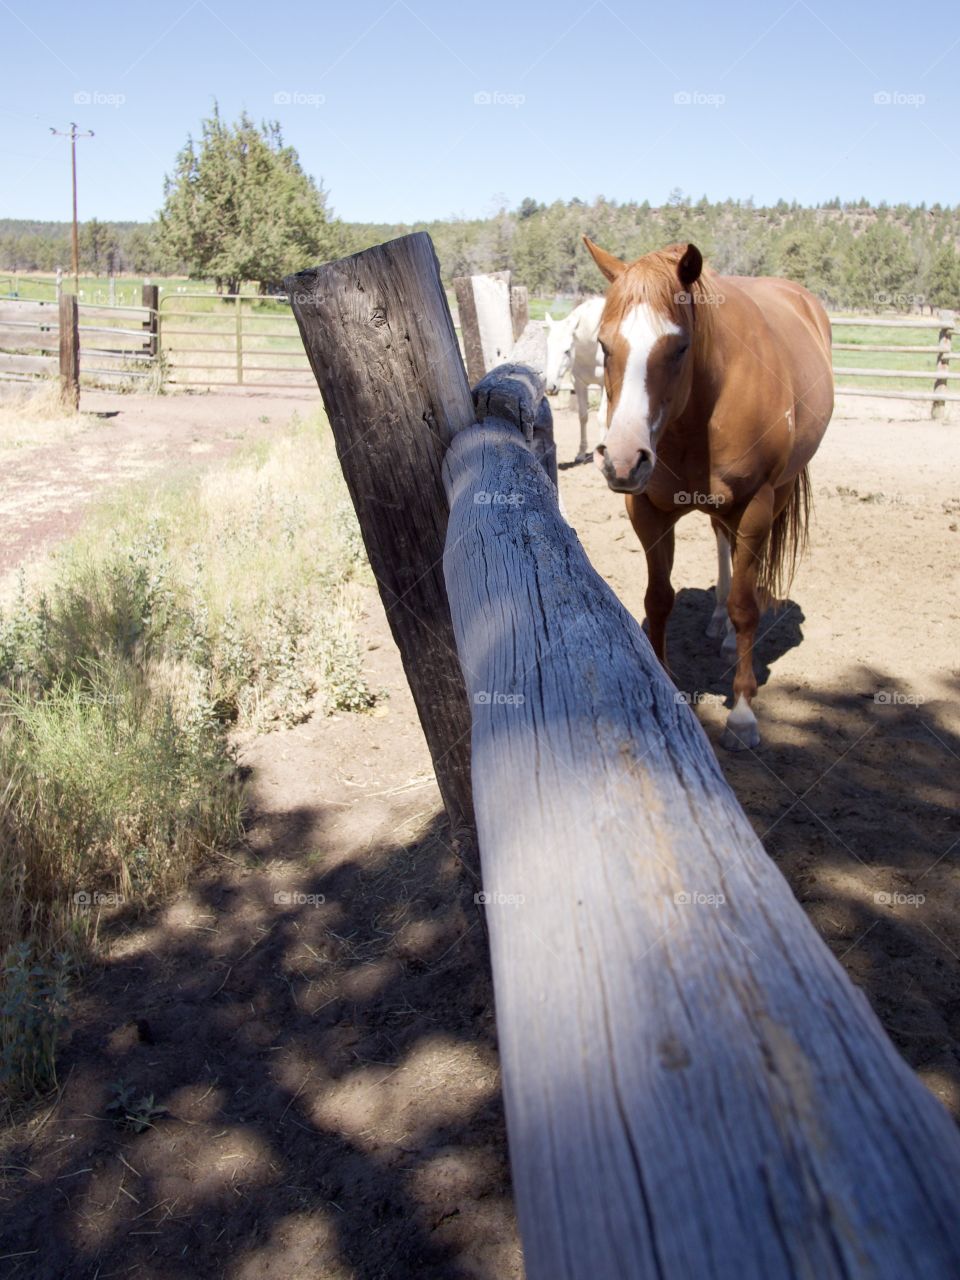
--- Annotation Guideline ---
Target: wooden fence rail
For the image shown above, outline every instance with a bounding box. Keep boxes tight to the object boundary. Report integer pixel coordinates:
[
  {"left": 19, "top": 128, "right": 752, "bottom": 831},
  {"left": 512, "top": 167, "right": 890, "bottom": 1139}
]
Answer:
[
  {"left": 289, "top": 232, "right": 960, "bottom": 1279},
  {"left": 0, "top": 290, "right": 159, "bottom": 391},
  {"left": 830, "top": 312, "right": 956, "bottom": 416}
]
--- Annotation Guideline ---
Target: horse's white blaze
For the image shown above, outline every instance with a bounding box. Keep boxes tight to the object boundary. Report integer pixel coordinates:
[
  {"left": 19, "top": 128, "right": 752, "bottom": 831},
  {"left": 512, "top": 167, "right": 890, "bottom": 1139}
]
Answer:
[{"left": 607, "top": 304, "right": 681, "bottom": 470}]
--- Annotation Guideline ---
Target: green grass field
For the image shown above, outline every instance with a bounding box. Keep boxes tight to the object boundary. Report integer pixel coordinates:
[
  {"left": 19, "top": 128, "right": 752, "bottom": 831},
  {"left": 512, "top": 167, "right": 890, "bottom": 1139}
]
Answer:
[
  {"left": 2, "top": 277, "right": 953, "bottom": 399},
  {"left": 0, "top": 273, "right": 261, "bottom": 305}
]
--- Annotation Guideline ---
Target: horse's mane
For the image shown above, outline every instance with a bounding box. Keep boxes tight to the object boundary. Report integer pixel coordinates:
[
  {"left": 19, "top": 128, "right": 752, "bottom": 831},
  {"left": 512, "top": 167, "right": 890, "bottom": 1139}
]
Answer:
[{"left": 605, "top": 244, "right": 720, "bottom": 356}]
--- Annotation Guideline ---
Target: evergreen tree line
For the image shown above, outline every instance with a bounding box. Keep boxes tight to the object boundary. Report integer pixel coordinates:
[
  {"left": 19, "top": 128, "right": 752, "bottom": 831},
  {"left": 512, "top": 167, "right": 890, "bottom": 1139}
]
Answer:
[
  {"left": 3, "top": 105, "right": 959, "bottom": 310},
  {"left": 342, "top": 192, "right": 960, "bottom": 311}
]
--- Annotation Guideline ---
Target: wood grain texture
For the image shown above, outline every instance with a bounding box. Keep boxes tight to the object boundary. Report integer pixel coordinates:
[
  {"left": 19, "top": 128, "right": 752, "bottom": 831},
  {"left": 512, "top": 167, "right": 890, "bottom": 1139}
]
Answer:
[
  {"left": 285, "top": 233, "right": 477, "bottom": 845},
  {"left": 452, "top": 275, "right": 484, "bottom": 385},
  {"left": 58, "top": 294, "right": 79, "bottom": 410},
  {"left": 442, "top": 417, "right": 960, "bottom": 1280},
  {"left": 510, "top": 284, "right": 529, "bottom": 342},
  {"left": 471, "top": 361, "right": 557, "bottom": 491},
  {"left": 453, "top": 271, "right": 512, "bottom": 384},
  {"left": 471, "top": 363, "right": 545, "bottom": 443}
]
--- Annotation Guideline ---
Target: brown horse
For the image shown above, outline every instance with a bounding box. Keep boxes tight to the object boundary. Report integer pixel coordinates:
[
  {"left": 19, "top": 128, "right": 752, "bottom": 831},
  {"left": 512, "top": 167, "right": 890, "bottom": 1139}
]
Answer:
[{"left": 583, "top": 237, "right": 833, "bottom": 750}]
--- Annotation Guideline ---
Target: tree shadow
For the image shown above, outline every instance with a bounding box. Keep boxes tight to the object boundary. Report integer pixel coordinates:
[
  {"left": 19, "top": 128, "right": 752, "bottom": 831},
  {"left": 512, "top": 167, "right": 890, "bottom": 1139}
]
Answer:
[
  {"left": 0, "top": 801, "right": 518, "bottom": 1280},
  {"left": 3, "top": 593, "right": 958, "bottom": 1278}
]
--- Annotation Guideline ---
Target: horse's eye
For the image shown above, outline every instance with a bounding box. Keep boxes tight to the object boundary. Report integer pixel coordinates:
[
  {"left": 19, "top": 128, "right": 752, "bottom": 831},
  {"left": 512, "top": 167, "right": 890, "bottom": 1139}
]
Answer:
[{"left": 674, "top": 343, "right": 690, "bottom": 361}]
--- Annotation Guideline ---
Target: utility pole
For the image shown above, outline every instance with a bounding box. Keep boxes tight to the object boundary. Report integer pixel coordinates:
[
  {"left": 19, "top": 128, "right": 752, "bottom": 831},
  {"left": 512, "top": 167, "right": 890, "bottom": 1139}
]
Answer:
[{"left": 50, "top": 123, "right": 94, "bottom": 295}]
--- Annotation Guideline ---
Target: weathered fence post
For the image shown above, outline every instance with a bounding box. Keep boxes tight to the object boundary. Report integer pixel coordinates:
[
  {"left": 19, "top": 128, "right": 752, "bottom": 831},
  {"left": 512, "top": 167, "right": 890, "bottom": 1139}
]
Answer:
[
  {"left": 285, "top": 233, "right": 477, "bottom": 849},
  {"left": 58, "top": 292, "right": 79, "bottom": 410},
  {"left": 933, "top": 308, "right": 955, "bottom": 419},
  {"left": 453, "top": 270, "right": 513, "bottom": 384},
  {"left": 442, "top": 410, "right": 960, "bottom": 1279},
  {"left": 452, "top": 275, "right": 485, "bottom": 384},
  {"left": 141, "top": 283, "right": 159, "bottom": 358},
  {"left": 509, "top": 284, "right": 529, "bottom": 341},
  {"left": 235, "top": 295, "right": 244, "bottom": 386}
]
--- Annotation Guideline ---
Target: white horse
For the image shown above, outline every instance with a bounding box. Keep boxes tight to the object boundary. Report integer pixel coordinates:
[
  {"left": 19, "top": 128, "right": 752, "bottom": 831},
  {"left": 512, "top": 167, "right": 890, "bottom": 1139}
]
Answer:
[{"left": 545, "top": 297, "right": 607, "bottom": 462}]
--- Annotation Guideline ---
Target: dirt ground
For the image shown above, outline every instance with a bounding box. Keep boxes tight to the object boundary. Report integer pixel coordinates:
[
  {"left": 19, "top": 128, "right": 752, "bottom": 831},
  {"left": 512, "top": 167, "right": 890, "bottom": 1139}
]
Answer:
[
  {"left": 1, "top": 389, "right": 959, "bottom": 1279},
  {"left": 0, "top": 386, "right": 318, "bottom": 590}
]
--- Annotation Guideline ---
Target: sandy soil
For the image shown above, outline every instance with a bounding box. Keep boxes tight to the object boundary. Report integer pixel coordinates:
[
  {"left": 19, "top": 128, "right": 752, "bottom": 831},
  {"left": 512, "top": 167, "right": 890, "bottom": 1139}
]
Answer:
[{"left": 0, "top": 391, "right": 958, "bottom": 1279}]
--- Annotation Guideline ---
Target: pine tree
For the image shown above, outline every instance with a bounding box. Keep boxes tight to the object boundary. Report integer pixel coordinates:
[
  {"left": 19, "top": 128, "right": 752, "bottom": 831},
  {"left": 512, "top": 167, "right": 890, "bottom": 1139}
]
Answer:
[
  {"left": 925, "top": 243, "right": 960, "bottom": 310},
  {"left": 159, "top": 105, "right": 338, "bottom": 293}
]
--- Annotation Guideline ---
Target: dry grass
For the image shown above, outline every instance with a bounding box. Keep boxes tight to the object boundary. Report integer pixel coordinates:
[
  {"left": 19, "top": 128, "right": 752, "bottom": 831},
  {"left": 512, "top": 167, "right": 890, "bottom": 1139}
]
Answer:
[
  {"left": 0, "top": 381, "right": 94, "bottom": 451},
  {"left": 0, "top": 410, "right": 374, "bottom": 1099}
]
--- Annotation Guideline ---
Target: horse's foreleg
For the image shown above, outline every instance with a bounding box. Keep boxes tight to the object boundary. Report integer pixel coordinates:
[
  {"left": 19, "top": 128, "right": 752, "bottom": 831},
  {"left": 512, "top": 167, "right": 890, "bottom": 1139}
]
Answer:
[
  {"left": 720, "top": 487, "right": 774, "bottom": 751},
  {"left": 706, "top": 518, "right": 734, "bottom": 645},
  {"left": 575, "top": 380, "right": 590, "bottom": 461},
  {"left": 626, "top": 495, "right": 680, "bottom": 673}
]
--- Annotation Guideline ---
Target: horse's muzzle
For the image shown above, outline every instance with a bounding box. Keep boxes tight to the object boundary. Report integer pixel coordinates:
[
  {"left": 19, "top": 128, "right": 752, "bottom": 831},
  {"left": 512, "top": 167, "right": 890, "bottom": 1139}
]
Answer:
[{"left": 595, "top": 443, "right": 653, "bottom": 494}]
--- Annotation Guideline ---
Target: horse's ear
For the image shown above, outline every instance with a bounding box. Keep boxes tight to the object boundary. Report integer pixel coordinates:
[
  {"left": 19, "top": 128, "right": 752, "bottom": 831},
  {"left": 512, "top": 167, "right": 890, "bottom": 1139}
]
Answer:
[
  {"left": 677, "top": 244, "right": 703, "bottom": 289},
  {"left": 583, "top": 236, "right": 626, "bottom": 282}
]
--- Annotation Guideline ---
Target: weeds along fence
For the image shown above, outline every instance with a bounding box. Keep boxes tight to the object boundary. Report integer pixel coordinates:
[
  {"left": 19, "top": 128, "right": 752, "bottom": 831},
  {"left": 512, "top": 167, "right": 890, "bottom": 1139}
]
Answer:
[
  {"left": 285, "top": 231, "right": 960, "bottom": 1280},
  {"left": 0, "top": 288, "right": 159, "bottom": 394}
]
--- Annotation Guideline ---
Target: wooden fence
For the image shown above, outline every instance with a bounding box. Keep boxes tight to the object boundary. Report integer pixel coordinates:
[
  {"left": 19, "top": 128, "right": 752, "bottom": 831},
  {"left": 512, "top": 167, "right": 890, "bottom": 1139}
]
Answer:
[
  {"left": 287, "top": 232, "right": 960, "bottom": 1279},
  {"left": 0, "top": 288, "right": 159, "bottom": 394},
  {"left": 831, "top": 312, "right": 957, "bottom": 416}
]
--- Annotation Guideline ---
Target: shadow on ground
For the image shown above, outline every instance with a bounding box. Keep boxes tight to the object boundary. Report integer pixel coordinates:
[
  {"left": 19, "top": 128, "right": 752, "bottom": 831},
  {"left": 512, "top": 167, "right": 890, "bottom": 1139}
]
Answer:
[
  {"left": 666, "top": 583, "right": 960, "bottom": 1113},
  {"left": 0, "top": 803, "right": 517, "bottom": 1280},
  {"left": 664, "top": 585, "right": 806, "bottom": 701},
  {"left": 2, "top": 588, "right": 958, "bottom": 1279}
]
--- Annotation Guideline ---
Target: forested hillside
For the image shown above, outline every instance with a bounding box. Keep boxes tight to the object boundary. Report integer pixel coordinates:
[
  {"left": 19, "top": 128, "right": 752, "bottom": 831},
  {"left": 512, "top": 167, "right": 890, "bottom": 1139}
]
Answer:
[{"left": 4, "top": 193, "right": 960, "bottom": 309}]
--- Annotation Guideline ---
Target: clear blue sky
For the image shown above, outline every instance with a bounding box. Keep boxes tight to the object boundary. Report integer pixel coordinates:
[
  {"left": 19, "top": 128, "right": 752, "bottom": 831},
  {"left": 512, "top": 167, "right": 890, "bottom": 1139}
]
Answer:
[{"left": 1, "top": 0, "right": 957, "bottom": 224}]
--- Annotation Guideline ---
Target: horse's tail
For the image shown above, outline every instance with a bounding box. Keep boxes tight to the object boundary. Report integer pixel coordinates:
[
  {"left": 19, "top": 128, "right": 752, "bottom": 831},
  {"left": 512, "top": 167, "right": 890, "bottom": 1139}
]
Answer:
[{"left": 756, "top": 467, "right": 811, "bottom": 608}]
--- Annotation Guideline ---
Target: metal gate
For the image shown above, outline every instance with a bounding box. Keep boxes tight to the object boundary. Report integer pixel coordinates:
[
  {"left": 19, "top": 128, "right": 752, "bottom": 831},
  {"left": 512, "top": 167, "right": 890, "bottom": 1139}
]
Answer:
[{"left": 158, "top": 292, "right": 314, "bottom": 389}]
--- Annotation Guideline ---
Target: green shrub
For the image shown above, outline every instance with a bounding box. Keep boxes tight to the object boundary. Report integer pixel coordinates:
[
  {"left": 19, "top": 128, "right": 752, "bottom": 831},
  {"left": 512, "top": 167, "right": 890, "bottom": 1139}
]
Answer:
[{"left": 0, "top": 411, "right": 376, "bottom": 1099}]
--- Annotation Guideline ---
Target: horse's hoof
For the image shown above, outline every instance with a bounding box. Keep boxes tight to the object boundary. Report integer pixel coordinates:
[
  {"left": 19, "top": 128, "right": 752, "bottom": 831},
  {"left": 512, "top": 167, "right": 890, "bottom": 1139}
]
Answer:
[
  {"left": 721, "top": 697, "right": 760, "bottom": 751},
  {"left": 720, "top": 724, "right": 760, "bottom": 752},
  {"left": 574, "top": 451, "right": 591, "bottom": 465}
]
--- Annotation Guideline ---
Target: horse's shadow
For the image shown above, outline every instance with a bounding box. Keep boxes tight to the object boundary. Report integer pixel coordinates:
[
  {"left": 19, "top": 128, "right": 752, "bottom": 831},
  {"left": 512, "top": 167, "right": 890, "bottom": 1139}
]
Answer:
[{"left": 655, "top": 586, "right": 805, "bottom": 705}]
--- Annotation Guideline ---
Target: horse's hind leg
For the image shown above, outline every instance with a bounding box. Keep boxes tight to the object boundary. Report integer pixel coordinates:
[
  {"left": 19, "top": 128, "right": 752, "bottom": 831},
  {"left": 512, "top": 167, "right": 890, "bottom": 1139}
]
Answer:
[
  {"left": 706, "top": 519, "right": 734, "bottom": 646},
  {"left": 575, "top": 379, "right": 590, "bottom": 461},
  {"left": 720, "top": 485, "right": 776, "bottom": 751},
  {"left": 626, "top": 494, "right": 680, "bottom": 672}
]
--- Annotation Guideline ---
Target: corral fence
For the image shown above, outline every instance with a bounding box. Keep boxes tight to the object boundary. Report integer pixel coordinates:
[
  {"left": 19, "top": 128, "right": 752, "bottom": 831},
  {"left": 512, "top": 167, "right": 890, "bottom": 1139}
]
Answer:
[
  {"left": 0, "top": 286, "right": 159, "bottom": 395},
  {"left": 157, "top": 292, "right": 314, "bottom": 389},
  {"left": 832, "top": 311, "right": 956, "bottom": 416},
  {"left": 1, "top": 274, "right": 956, "bottom": 418},
  {"left": 455, "top": 277, "right": 958, "bottom": 420},
  {"left": 285, "top": 232, "right": 960, "bottom": 1279}
]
